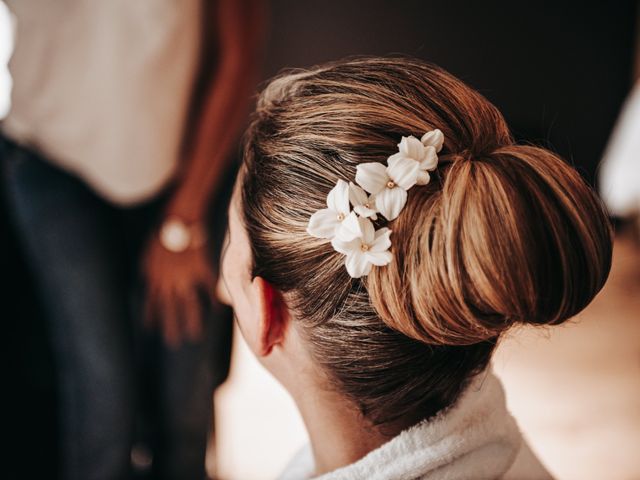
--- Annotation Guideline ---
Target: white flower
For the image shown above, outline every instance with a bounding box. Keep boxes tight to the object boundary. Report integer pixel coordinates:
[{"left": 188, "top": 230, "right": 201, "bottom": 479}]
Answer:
[
  {"left": 307, "top": 179, "right": 351, "bottom": 239},
  {"left": 398, "top": 135, "right": 429, "bottom": 162},
  {"left": 389, "top": 134, "right": 440, "bottom": 186},
  {"left": 355, "top": 155, "right": 419, "bottom": 221},
  {"left": 305, "top": 129, "right": 445, "bottom": 278},
  {"left": 421, "top": 128, "right": 444, "bottom": 152},
  {"left": 349, "top": 182, "right": 378, "bottom": 220},
  {"left": 414, "top": 145, "right": 438, "bottom": 185},
  {"left": 331, "top": 214, "right": 392, "bottom": 278}
]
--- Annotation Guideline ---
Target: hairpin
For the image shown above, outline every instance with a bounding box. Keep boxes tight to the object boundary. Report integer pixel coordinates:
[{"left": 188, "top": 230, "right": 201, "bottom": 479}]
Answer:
[{"left": 307, "top": 129, "right": 444, "bottom": 278}]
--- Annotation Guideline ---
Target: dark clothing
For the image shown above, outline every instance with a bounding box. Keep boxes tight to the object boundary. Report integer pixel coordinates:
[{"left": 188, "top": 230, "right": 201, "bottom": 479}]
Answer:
[{"left": 2, "top": 138, "right": 233, "bottom": 480}]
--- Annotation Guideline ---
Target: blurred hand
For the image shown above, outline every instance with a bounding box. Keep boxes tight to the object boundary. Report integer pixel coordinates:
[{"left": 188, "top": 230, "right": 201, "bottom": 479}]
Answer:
[{"left": 142, "top": 233, "right": 215, "bottom": 348}]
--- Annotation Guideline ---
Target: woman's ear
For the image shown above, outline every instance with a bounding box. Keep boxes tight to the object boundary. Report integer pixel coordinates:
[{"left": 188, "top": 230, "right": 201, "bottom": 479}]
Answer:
[{"left": 252, "top": 276, "right": 289, "bottom": 356}]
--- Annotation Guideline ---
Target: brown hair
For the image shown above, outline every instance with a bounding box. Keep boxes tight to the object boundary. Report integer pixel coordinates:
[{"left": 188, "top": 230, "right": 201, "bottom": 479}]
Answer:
[{"left": 241, "top": 57, "right": 613, "bottom": 426}]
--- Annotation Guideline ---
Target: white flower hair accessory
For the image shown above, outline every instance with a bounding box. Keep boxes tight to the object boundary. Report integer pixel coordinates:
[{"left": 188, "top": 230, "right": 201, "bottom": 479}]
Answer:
[
  {"left": 307, "top": 179, "right": 351, "bottom": 239},
  {"left": 307, "top": 129, "right": 444, "bottom": 278}
]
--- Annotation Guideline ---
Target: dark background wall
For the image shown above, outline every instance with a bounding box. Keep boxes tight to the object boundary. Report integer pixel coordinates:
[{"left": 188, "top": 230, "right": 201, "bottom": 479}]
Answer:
[{"left": 261, "top": 0, "right": 637, "bottom": 186}]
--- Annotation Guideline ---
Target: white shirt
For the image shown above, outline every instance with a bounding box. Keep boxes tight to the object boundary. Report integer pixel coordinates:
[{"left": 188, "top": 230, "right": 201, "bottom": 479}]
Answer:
[{"left": 3, "top": 0, "right": 202, "bottom": 205}]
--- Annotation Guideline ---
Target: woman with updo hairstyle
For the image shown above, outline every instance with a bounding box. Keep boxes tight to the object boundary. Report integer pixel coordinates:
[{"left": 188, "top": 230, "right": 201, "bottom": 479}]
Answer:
[{"left": 218, "top": 57, "right": 612, "bottom": 479}]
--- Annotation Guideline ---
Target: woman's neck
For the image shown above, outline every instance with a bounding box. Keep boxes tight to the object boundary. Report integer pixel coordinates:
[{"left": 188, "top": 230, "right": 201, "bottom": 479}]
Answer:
[
  {"left": 291, "top": 382, "right": 397, "bottom": 476},
  {"left": 270, "top": 329, "right": 402, "bottom": 476}
]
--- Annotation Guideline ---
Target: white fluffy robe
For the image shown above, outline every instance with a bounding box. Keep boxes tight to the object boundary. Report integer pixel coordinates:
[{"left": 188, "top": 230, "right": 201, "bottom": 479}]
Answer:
[{"left": 279, "top": 370, "right": 553, "bottom": 480}]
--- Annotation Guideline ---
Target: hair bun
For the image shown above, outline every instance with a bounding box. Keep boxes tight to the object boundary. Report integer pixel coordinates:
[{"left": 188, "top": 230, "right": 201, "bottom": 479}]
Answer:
[
  {"left": 444, "top": 148, "right": 475, "bottom": 164},
  {"left": 367, "top": 144, "right": 612, "bottom": 345}
]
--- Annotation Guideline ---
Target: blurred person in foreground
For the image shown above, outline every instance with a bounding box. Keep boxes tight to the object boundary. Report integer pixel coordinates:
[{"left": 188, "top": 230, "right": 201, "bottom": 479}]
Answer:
[
  {"left": 218, "top": 57, "right": 613, "bottom": 479},
  {"left": 1, "top": 0, "right": 263, "bottom": 478},
  {"left": 599, "top": 29, "right": 640, "bottom": 233}
]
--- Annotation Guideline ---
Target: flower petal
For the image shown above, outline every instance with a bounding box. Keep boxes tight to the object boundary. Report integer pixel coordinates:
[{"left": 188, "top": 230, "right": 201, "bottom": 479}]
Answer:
[
  {"left": 336, "top": 211, "right": 362, "bottom": 241},
  {"left": 359, "top": 216, "right": 375, "bottom": 244},
  {"left": 307, "top": 209, "right": 339, "bottom": 238},
  {"left": 420, "top": 146, "right": 438, "bottom": 171},
  {"left": 354, "top": 204, "right": 378, "bottom": 219},
  {"left": 371, "top": 227, "right": 392, "bottom": 252},
  {"left": 375, "top": 187, "right": 407, "bottom": 220},
  {"left": 386, "top": 157, "right": 419, "bottom": 190},
  {"left": 345, "top": 251, "right": 372, "bottom": 278},
  {"left": 348, "top": 182, "right": 368, "bottom": 207},
  {"left": 416, "top": 170, "right": 431, "bottom": 186},
  {"left": 331, "top": 236, "right": 360, "bottom": 255},
  {"left": 356, "top": 162, "right": 388, "bottom": 194},
  {"left": 421, "top": 129, "right": 444, "bottom": 152},
  {"left": 387, "top": 152, "right": 404, "bottom": 169},
  {"left": 365, "top": 250, "right": 393, "bottom": 266},
  {"left": 326, "top": 179, "right": 350, "bottom": 215},
  {"left": 398, "top": 136, "right": 426, "bottom": 161}
]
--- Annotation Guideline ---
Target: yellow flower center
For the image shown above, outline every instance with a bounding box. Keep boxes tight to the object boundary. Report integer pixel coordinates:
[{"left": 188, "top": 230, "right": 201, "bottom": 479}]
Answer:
[
  {"left": 337, "top": 213, "right": 345, "bottom": 221},
  {"left": 364, "top": 203, "right": 370, "bottom": 209},
  {"left": 386, "top": 180, "right": 395, "bottom": 189},
  {"left": 360, "top": 243, "right": 370, "bottom": 252}
]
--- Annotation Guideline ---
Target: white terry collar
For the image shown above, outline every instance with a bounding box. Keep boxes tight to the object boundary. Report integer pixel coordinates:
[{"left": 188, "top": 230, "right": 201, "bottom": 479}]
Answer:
[{"left": 279, "top": 369, "right": 522, "bottom": 480}]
